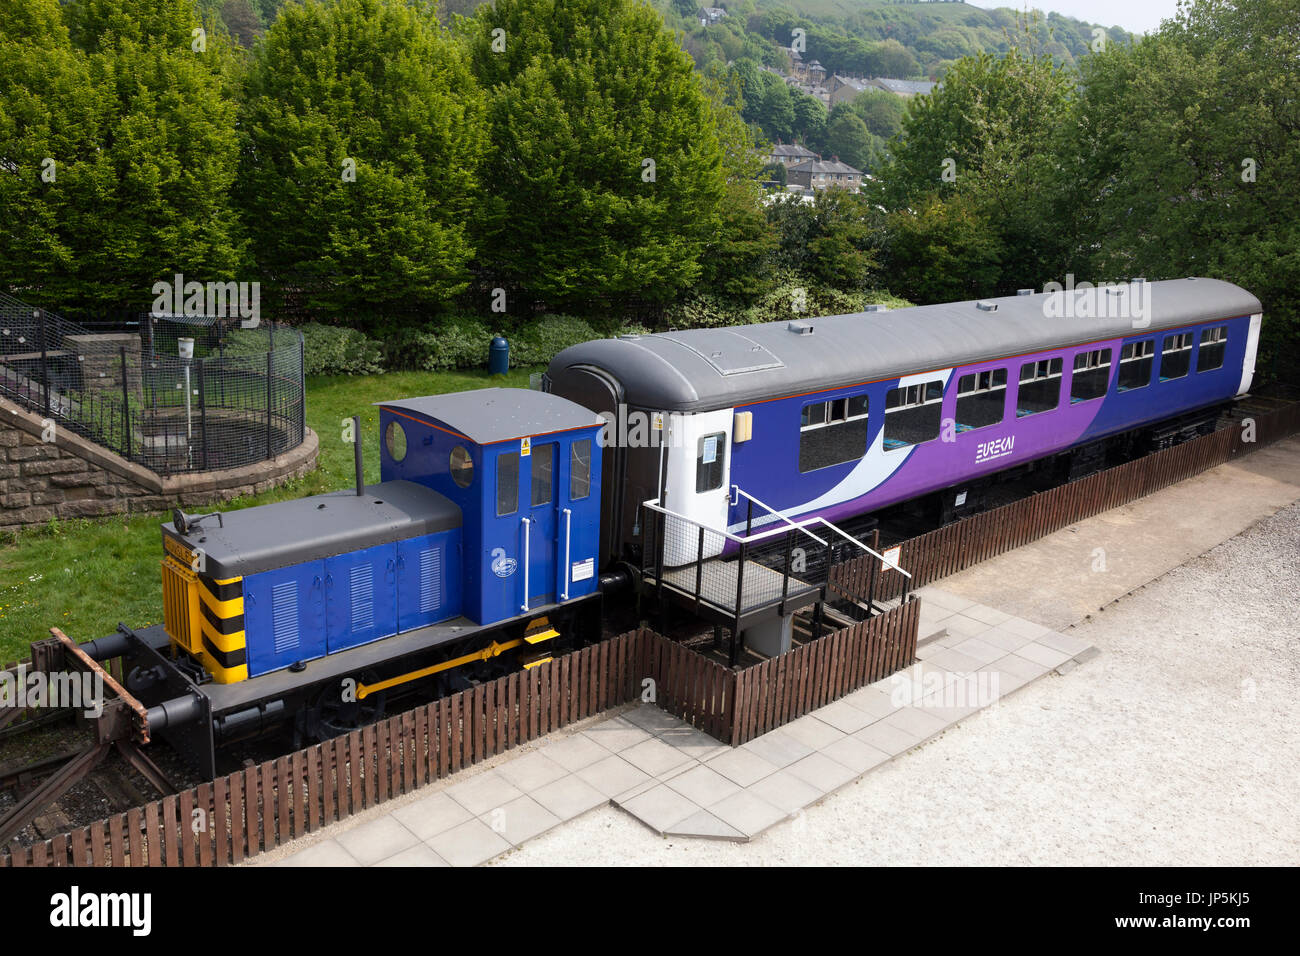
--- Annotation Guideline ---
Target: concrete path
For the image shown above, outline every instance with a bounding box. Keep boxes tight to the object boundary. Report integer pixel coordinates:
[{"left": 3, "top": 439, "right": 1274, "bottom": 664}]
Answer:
[{"left": 261, "top": 587, "right": 1094, "bottom": 865}]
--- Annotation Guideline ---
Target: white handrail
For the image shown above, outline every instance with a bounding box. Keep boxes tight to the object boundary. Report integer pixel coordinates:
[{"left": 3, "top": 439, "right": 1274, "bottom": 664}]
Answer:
[
  {"left": 730, "top": 485, "right": 828, "bottom": 547},
  {"left": 642, "top": 498, "right": 824, "bottom": 548},
  {"left": 521, "top": 517, "right": 531, "bottom": 612},
  {"left": 810, "top": 516, "right": 911, "bottom": 578},
  {"left": 642, "top": 495, "right": 912, "bottom": 579},
  {"left": 561, "top": 508, "right": 572, "bottom": 600}
]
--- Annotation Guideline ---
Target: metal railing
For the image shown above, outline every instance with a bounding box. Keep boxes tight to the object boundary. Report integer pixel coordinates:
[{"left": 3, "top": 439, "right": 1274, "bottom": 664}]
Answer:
[
  {"left": 639, "top": 488, "right": 913, "bottom": 664},
  {"left": 730, "top": 485, "right": 912, "bottom": 583},
  {"left": 0, "top": 294, "right": 306, "bottom": 475}
]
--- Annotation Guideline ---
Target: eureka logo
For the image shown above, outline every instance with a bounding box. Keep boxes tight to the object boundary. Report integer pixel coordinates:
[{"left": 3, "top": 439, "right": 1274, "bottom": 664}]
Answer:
[{"left": 975, "top": 435, "right": 1015, "bottom": 464}]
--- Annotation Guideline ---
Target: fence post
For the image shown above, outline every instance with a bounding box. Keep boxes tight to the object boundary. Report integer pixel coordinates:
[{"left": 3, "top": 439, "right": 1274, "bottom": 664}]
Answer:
[
  {"left": 265, "top": 347, "right": 273, "bottom": 459},
  {"left": 298, "top": 331, "right": 305, "bottom": 445},
  {"left": 120, "top": 346, "right": 131, "bottom": 460},
  {"left": 37, "top": 309, "right": 49, "bottom": 416},
  {"left": 197, "top": 357, "right": 208, "bottom": 471}
]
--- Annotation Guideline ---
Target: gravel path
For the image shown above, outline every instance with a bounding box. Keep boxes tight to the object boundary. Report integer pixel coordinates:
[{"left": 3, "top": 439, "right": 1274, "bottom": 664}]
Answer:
[{"left": 491, "top": 500, "right": 1300, "bottom": 866}]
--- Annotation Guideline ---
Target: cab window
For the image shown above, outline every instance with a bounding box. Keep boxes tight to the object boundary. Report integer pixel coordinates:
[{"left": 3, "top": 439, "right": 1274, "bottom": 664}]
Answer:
[{"left": 497, "top": 451, "right": 519, "bottom": 516}]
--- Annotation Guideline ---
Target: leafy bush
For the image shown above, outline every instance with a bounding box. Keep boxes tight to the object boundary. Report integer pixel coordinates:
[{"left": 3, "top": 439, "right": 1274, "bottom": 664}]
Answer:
[
  {"left": 665, "top": 276, "right": 911, "bottom": 330},
  {"left": 508, "top": 315, "right": 601, "bottom": 366},
  {"left": 412, "top": 314, "right": 492, "bottom": 370},
  {"left": 300, "top": 323, "right": 385, "bottom": 376}
]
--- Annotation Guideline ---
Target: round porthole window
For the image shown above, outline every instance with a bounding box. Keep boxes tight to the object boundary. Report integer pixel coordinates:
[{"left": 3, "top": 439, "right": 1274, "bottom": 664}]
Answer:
[
  {"left": 450, "top": 445, "right": 474, "bottom": 488},
  {"left": 385, "top": 421, "right": 407, "bottom": 462}
]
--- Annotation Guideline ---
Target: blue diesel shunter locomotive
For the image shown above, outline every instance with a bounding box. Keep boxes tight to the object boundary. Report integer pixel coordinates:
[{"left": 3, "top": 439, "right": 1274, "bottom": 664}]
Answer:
[{"left": 105, "top": 389, "right": 606, "bottom": 776}]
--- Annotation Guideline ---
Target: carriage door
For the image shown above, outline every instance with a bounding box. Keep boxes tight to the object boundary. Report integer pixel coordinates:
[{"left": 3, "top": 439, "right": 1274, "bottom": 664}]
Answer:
[{"left": 525, "top": 441, "right": 558, "bottom": 607}]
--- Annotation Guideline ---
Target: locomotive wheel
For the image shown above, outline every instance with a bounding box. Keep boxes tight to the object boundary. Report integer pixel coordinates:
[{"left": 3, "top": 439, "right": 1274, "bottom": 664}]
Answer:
[{"left": 305, "top": 673, "right": 387, "bottom": 742}]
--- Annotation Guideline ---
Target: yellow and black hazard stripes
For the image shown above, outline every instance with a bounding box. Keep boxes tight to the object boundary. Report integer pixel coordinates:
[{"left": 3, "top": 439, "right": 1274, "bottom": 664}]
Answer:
[
  {"left": 161, "top": 555, "right": 248, "bottom": 684},
  {"left": 197, "top": 573, "right": 247, "bottom": 683}
]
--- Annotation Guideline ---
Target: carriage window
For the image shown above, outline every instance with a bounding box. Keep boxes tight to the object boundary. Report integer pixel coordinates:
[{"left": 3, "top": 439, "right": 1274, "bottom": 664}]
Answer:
[
  {"left": 696, "top": 432, "right": 726, "bottom": 493},
  {"left": 1070, "top": 349, "right": 1111, "bottom": 403},
  {"left": 1197, "top": 326, "right": 1227, "bottom": 372},
  {"left": 530, "top": 443, "right": 555, "bottom": 507},
  {"left": 570, "top": 439, "right": 591, "bottom": 500},
  {"left": 1161, "top": 333, "right": 1193, "bottom": 380},
  {"left": 955, "top": 369, "right": 1006, "bottom": 432},
  {"left": 1118, "top": 340, "right": 1154, "bottom": 391},
  {"left": 1017, "top": 358, "right": 1062, "bottom": 417},
  {"left": 883, "top": 380, "right": 943, "bottom": 450},
  {"left": 497, "top": 451, "right": 519, "bottom": 516},
  {"left": 799, "top": 394, "right": 869, "bottom": 472}
]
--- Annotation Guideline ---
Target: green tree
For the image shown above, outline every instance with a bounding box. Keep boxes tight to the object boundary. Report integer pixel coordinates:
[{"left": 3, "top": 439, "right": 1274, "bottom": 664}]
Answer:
[
  {"left": 1, "top": 0, "right": 244, "bottom": 312},
  {"left": 792, "top": 91, "right": 827, "bottom": 151},
  {"left": 767, "top": 190, "right": 883, "bottom": 292},
  {"left": 885, "top": 194, "right": 1004, "bottom": 303},
  {"left": 851, "top": 89, "right": 905, "bottom": 141},
  {"left": 236, "top": 0, "right": 486, "bottom": 315},
  {"left": 466, "top": 0, "right": 743, "bottom": 310},
  {"left": 877, "top": 32, "right": 1075, "bottom": 293},
  {"left": 1068, "top": 0, "right": 1300, "bottom": 381},
  {"left": 824, "top": 106, "right": 876, "bottom": 172}
]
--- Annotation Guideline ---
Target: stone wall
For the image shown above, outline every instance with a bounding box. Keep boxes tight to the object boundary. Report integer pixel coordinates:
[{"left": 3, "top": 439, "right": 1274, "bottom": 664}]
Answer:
[{"left": 0, "top": 396, "right": 318, "bottom": 535}]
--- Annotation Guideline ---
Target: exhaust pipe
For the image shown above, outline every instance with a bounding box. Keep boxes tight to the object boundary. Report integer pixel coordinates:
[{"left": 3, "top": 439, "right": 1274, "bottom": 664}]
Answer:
[{"left": 353, "top": 414, "right": 365, "bottom": 496}]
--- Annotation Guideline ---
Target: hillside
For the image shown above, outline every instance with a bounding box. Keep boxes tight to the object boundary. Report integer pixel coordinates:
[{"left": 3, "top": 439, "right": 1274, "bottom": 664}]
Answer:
[{"left": 213, "top": 0, "right": 1132, "bottom": 78}]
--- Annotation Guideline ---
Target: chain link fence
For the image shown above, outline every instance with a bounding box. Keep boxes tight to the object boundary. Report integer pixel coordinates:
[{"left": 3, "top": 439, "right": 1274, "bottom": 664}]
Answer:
[{"left": 0, "top": 293, "right": 305, "bottom": 476}]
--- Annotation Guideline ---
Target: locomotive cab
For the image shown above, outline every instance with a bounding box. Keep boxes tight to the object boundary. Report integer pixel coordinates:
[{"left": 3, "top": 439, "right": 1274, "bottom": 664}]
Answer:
[{"left": 376, "top": 389, "right": 605, "bottom": 627}]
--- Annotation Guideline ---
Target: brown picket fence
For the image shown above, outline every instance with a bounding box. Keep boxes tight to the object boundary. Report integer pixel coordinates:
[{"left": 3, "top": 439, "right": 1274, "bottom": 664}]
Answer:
[
  {"left": 641, "top": 597, "right": 918, "bottom": 746},
  {"left": 1, "top": 601, "right": 921, "bottom": 867},
  {"left": 833, "top": 400, "right": 1300, "bottom": 603}
]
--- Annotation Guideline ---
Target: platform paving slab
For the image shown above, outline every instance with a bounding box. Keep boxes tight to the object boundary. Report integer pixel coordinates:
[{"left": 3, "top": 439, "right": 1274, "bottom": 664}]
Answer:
[{"left": 427, "top": 819, "right": 512, "bottom": 867}]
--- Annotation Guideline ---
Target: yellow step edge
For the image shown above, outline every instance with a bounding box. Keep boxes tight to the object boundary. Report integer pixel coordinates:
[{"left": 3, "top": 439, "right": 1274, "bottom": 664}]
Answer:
[
  {"left": 524, "top": 628, "right": 560, "bottom": 645},
  {"left": 522, "top": 656, "right": 553, "bottom": 670}
]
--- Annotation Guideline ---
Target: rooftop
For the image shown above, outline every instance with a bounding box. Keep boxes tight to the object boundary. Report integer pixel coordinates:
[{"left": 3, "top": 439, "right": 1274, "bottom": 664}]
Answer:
[
  {"left": 789, "top": 158, "right": 863, "bottom": 175},
  {"left": 377, "top": 387, "right": 604, "bottom": 446}
]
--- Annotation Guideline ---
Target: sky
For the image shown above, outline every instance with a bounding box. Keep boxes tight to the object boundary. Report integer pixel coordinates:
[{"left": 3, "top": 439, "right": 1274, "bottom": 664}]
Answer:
[{"left": 967, "top": 0, "right": 1185, "bottom": 34}]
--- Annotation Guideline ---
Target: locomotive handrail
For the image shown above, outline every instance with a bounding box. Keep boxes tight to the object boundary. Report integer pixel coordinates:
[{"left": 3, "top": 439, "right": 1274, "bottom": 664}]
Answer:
[
  {"left": 561, "top": 508, "right": 572, "bottom": 601},
  {"left": 521, "top": 517, "right": 531, "bottom": 612}
]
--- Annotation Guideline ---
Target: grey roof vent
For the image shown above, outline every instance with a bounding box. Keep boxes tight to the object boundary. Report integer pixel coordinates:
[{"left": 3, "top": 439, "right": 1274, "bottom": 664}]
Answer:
[
  {"left": 1017, "top": 288, "right": 1034, "bottom": 296},
  {"left": 864, "top": 304, "right": 888, "bottom": 313},
  {"left": 787, "top": 320, "right": 815, "bottom": 335},
  {"left": 976, "top": 300, "right": 998, "bottom": 312}
]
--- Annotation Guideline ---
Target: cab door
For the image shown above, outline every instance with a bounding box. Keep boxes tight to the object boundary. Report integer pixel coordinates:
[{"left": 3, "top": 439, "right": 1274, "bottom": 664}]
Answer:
[{"left": 525, "top": 441, "right": 558, "bottom": 607}]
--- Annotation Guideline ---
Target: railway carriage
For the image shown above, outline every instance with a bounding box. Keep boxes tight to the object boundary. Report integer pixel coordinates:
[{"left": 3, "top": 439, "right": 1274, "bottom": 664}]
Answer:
[{"left": 544, "top": 277, "right": 1262, "bottom": 565}]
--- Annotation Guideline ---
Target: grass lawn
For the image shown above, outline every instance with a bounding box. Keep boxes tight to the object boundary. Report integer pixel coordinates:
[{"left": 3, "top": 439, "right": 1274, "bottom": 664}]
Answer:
[{"left": 0, "top": 367, "right": 539, "bottom": 663}]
